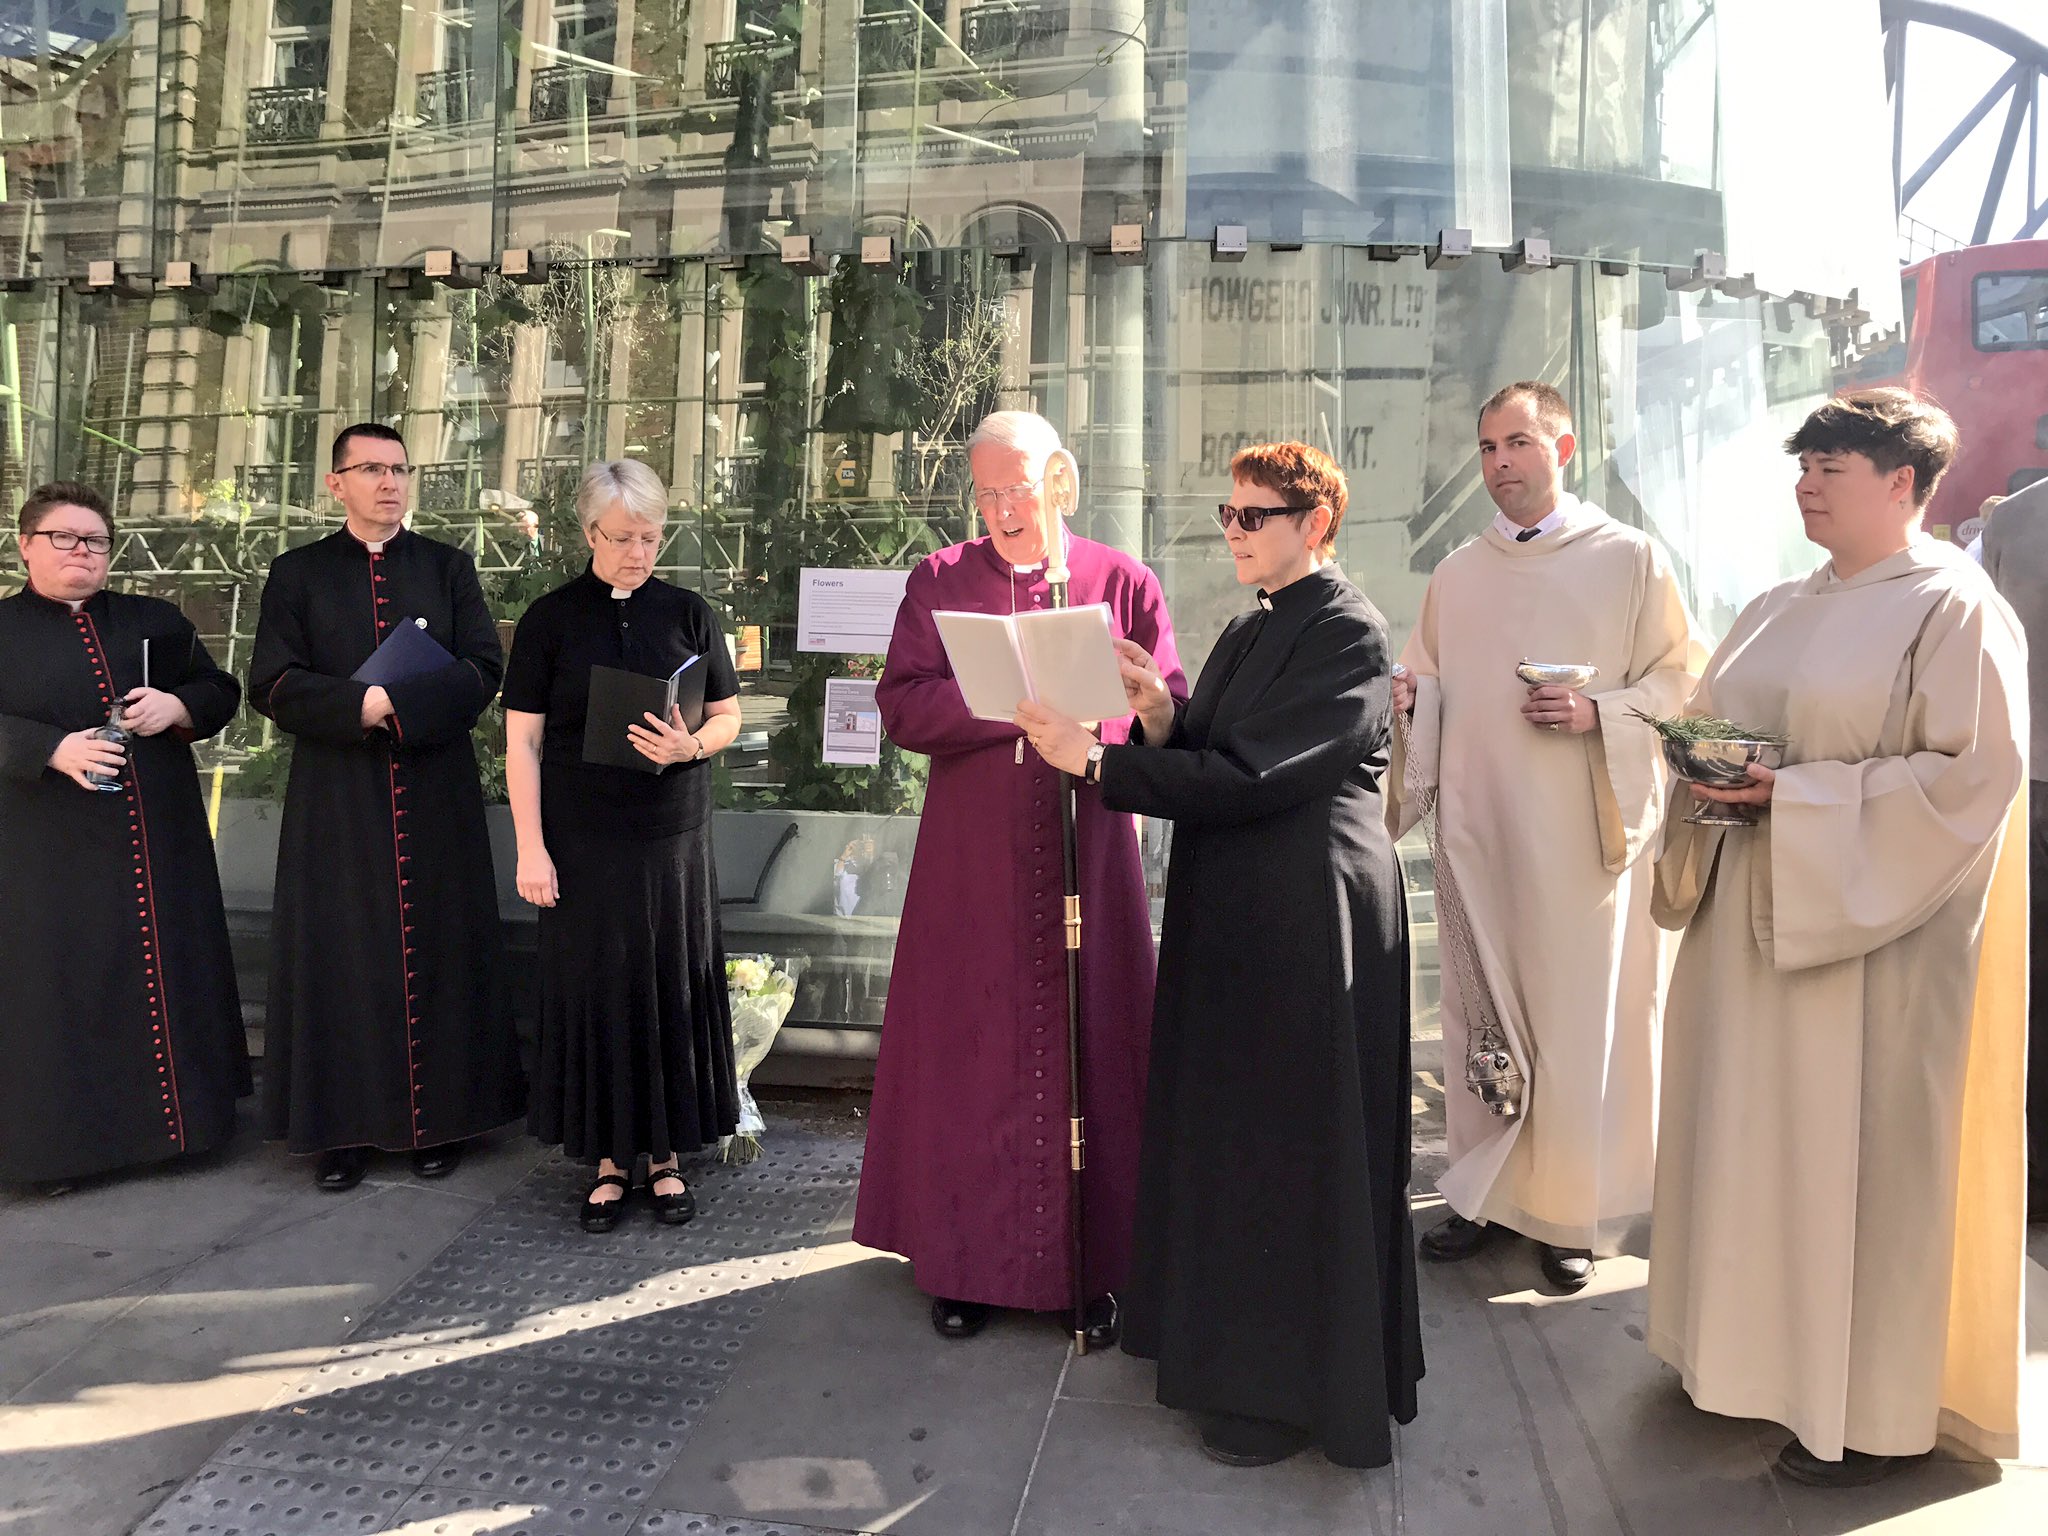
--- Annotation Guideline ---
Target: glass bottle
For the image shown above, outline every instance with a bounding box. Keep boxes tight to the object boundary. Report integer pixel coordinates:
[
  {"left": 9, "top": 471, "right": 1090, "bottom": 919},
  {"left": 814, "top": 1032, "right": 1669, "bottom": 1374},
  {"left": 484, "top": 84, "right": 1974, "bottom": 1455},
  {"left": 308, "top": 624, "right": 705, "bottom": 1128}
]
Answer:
[{"left": 85, "top": 698, "right": 130, "bottom": 792}]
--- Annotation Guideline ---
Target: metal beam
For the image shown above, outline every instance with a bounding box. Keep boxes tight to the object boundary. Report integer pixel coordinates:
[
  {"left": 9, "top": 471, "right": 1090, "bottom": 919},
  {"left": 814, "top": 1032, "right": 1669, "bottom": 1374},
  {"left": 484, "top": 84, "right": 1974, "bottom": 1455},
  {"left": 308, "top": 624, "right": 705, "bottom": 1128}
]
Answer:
[
  {"left": 1901, "top": 60, "right": 2023, "bottom": 206},
  {"left": 1888, "top": 19, "right": 1908, "bottom": 204},
  {"left": 1880, "top": 0, "right": 2048, "bottom": 75},
  {"left": 1975, "top": 71, "right": 2034, "bottom": 246}
]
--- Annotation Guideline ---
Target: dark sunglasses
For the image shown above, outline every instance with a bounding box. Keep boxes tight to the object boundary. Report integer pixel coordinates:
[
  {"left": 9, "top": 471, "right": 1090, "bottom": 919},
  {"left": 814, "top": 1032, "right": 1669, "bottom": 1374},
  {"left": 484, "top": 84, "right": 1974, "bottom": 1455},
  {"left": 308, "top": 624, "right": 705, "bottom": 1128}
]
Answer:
[{"left": 1217, "top": 502, "right": 1317, "bottom": 532}]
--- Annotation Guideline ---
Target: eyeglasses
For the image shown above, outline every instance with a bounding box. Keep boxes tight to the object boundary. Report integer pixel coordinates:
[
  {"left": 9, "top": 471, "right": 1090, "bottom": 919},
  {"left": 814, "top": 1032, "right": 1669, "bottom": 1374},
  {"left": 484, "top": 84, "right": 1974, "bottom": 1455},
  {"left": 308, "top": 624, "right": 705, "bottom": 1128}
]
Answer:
[
  {"left": 973, "top": 477, "right": 1046, "bottom": 513},
  {"left": 334, "top": 463, "right": 414, "bottom": 482},
  {"left": 592, "top": 527, "right": 663, "bottom": 552},
  {"left": 1217, "top": 502, "right": 1317, "bottom": 532},
  {"left": 28, "top": 529, "right": 113, "bottom": 555}
]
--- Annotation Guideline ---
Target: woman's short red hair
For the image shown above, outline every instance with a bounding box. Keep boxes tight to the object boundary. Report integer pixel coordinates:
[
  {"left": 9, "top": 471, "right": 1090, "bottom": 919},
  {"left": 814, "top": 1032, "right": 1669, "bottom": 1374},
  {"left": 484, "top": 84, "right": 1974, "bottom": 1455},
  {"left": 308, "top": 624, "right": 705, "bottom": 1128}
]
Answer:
[{"left": 1229, "top": 441, "right": 1347, "bottom": 554}]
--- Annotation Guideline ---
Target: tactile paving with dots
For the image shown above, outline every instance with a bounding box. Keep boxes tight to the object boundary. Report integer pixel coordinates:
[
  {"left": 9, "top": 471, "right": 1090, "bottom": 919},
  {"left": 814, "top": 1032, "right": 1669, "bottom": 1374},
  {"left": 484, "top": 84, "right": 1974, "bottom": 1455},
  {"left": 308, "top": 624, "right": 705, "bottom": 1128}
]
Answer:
[
  {"left": 137, "top": 1134, "right": 864, "bottom": 1536},
  {"left": 137, "top": 1464, "right": 412, "bottom": 1535}
]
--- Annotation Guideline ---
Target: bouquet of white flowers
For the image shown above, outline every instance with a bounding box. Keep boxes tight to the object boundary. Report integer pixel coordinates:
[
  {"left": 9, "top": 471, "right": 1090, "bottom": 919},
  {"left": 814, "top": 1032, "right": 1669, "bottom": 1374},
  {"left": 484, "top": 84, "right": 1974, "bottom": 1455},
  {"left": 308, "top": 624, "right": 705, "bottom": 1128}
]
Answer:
[{"left": 721, "top": 954, "right": 798, "bottom": 1163}]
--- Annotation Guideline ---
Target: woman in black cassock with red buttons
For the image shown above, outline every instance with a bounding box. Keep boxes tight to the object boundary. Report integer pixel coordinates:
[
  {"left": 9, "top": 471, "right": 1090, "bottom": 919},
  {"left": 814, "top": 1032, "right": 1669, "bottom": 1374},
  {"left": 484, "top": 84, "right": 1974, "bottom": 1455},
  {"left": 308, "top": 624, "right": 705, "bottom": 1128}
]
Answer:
[{"left": 0, "top": 482, "right": 249, "bottom": 1186}]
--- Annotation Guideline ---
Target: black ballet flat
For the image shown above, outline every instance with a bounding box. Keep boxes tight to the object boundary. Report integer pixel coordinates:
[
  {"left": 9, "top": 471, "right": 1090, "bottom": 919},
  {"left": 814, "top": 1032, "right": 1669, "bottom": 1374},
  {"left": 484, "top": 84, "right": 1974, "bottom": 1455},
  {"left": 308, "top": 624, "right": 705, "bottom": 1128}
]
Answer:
[
  {"left": 580, "top": 1172, "right": 631, "bottom": 1233},
  {"left": 315, "top": 1147, "right": 368, "bottom": 1193},
  {"left": 1199, "top": 1412, "right": 1311, "bottom": 1468},
  {"left": 647, "top": 1165, "right": 696, "bottom": 1226},
  {"left": 931, "top": 1297, "right": 992, "bottom": 1340},
  {"left": 1082, "top": 1293, "right": 1121, "bottom": 1351}
]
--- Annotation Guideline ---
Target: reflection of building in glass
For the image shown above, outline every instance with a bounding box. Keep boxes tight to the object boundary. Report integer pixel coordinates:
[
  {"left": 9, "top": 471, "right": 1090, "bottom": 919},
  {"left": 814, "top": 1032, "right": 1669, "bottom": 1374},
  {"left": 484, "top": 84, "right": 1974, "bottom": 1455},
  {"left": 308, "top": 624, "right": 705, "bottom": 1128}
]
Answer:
[{"left": 1, "top": 1, "right": 1907, "bottom": 1041}]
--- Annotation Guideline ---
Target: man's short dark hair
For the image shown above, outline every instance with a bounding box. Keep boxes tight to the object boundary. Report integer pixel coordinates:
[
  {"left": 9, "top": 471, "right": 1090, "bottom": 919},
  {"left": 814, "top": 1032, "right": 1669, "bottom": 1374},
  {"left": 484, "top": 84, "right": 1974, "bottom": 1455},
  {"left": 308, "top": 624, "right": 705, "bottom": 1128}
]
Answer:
[
  {"left": 1478, "top": 381, "right": 1574, "bottom": 438},
  {"left": 18, "top": 481, "right": 113, "bottom": 536},
  {"left": 1784, "top": 388, "right": 1959, "bottom": 509},
  {"left": 331, "top": 422, "right": 408, "bottom": 472}
]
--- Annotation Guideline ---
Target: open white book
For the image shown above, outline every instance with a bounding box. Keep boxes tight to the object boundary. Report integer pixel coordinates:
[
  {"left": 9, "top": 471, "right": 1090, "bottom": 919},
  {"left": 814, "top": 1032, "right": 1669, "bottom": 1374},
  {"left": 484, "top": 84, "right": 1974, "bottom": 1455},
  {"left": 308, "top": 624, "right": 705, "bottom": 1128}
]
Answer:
[{"left": 934, "top": 604, "right": 1130, "bottom": 724}]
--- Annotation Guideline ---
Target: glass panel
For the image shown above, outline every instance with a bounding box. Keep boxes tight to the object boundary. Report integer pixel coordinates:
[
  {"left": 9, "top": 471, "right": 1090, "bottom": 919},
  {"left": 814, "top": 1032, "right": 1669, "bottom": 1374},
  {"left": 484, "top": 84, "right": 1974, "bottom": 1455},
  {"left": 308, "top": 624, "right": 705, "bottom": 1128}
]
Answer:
[
  {"left": 0, "top": 1, "right": 161, "bottom": 277},
  {"left": 2, "top": 1, "right": 1909, "bottom": 1045},
  {"left": 171, "top": 0, "right": 499, "bottom": 275},
  {"left": 1504, "top": 0, "right": 1723, "bottom": 267},
  {"left": 1182, "top": 1, "right": 1460, "bottom": 247}
]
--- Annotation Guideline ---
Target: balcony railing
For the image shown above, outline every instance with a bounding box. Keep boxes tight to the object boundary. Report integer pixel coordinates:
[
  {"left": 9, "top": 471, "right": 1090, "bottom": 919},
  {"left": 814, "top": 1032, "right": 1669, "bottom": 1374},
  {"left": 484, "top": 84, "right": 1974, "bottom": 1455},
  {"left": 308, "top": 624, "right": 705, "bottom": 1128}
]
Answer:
[
  {"left": 895, "top": 444, "right": 972, "bottom": 501},
  {"left": 414, "top": 68, "right": 479, "bottom": 128},
  {"left": 240, "top": 464, "right": 312, "bottom": 506},
  {"left": 415, "top": 461, "right": 479, "bottom": 512},
  {"left": 705, "top": 37, "right": 799, "bottom": 98},
  {"left": 858, "top": 9, "right": 941, "bottom": 76},
  {"left": 246, "top": 85, "right": 327, "bottom": 146},
  {"left": 962, "top": 0, "right": 1070, "bottom": 64},
  {"left": 714, "top": 454, "right": 763, "bottom": 504},
  {"left": 530, "top": 63, "right": 613, "bottom": 123},
  {"left": 517, "top": 457, "right": 581, "bottom": 501}
]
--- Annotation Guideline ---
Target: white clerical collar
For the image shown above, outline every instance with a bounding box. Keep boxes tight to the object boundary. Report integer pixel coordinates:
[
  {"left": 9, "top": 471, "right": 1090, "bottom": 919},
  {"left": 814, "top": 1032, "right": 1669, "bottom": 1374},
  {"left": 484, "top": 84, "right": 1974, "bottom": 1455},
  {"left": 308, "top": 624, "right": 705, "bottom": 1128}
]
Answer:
[
  {"left": 1009, "top": 521, "right": 1072, "bottom": 577},
  {"left": 65, "top": 598, "right": 85, "bottom": 613},
  {"left": 348, "top": 523, "right": 403, "bottom": 553},
  {"left": 1493, "top": 494, "right": 1576, "bottom": 543},
  {"left": 611, "top": 586, "right": 633, "bottom": 600}
]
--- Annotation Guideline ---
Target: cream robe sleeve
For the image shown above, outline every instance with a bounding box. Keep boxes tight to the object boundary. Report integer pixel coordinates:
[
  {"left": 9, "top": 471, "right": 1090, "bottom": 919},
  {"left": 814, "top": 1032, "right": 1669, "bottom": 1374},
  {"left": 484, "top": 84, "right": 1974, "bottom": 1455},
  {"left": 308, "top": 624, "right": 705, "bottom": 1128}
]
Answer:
[
  {"left": 1766, "top": 588, "right": 2028, "bottom": 972},
  {"left": 1385, "top": 571, "right": 1443, "bottom": 840},
  {"left": 1582, "top": 537, "right": 1708, "bottom": 874}
]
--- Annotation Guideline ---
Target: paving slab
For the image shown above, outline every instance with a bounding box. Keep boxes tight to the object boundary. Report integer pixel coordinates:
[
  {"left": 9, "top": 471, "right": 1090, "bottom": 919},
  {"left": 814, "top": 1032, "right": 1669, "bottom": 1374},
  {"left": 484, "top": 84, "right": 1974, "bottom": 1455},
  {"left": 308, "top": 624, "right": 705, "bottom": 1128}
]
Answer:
[
  {"left": 1011, "top": 1395, "right": 1392, "bottom": 1536},
  {"left": 0, "top": 1238, "right": 188, "bottom": 1400},
  {"left": 650, "top": 1244, "right": 1068, "bottom": 1536},
  {"left": 0, "top": 1337, "right": 306, "bottom": 1536},
  {"left": 5, "top": 1092, "right": 2044, "bottom": 1536}
]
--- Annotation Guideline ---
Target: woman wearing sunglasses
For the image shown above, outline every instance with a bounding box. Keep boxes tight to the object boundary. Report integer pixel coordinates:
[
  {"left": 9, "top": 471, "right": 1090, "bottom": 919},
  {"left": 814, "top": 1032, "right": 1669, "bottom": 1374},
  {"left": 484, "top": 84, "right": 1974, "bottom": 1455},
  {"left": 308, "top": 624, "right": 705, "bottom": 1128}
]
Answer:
[
  {"left": 0, "top": 482, "right": 250, "bottom": 1189},
  {"left": 1018, "top": 442, "right": 1422, "bottom": 1468}
]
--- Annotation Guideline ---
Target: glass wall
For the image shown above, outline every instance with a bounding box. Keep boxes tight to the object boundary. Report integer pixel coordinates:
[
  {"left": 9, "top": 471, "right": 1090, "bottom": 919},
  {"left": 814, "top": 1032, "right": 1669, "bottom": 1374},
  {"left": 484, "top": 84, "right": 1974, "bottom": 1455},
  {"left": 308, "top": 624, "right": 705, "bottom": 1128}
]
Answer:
[{"left": 0, "top": 1, "right": 1904, "bottom": 1040}]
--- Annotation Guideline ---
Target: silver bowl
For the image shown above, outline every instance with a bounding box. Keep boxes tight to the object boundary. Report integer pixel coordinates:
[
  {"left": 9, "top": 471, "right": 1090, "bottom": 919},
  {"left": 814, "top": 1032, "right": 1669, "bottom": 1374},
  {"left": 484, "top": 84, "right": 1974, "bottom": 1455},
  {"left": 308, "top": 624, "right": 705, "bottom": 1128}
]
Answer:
[
  {"left": 1663, "top": 737, "right": 1786, "bottom": 827},
  {"left": 1516, "top": 660, "right": 1599, "bottom": 690}
]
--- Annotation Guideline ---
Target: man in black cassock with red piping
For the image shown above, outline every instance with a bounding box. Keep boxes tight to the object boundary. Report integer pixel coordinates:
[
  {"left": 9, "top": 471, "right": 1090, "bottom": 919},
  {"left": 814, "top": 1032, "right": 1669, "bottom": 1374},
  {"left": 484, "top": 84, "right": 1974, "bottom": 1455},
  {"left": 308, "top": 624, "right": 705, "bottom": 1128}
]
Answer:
[{"left": 250, "top": 423, "right": 524, "bottom": 1190}]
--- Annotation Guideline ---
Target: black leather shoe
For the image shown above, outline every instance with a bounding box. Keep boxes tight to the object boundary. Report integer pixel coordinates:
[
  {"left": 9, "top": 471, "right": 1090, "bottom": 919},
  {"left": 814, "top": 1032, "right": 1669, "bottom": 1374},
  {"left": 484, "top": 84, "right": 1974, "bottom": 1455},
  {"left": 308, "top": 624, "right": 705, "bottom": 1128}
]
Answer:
[
  {"left": 1776, "top": 1439, "right": 1930, "bottom": 1487},
  {"left": 1419, "top": 1214, "right": 1499, "bottom": 1263},
  {"left": 1199, "top": 1412, "right": 1311, "bottom": 1468},
  {"left": 931, "top": 1297, "right": 991, "bottom": 1339},
  {"left": 411, "top": 1143, "right": 462, "bottom": 1179},
  {"left": 647, "top": 1164, "right": 696, "bottom": 1226},
  {"left": 1082, "top": 1293, "right": 1121, "bottom": 1351},
  {"left": 314, "top": 1148, "right": 368, "bottom": 1192},
  {"left": 1540, "top": 1245, "right": 1595, "bottom": 1291},
  {"left": 581, "top": 1172, "right": 631, "bottom": 1233}
]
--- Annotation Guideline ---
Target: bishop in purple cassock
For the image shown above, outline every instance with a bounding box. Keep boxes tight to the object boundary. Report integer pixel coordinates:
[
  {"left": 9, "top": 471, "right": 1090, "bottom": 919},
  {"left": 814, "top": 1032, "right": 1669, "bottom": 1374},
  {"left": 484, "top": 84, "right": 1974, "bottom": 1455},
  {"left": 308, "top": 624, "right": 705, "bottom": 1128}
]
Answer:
[{"left": 853, "top": 412, "right": 1186, "bottom": 1341}]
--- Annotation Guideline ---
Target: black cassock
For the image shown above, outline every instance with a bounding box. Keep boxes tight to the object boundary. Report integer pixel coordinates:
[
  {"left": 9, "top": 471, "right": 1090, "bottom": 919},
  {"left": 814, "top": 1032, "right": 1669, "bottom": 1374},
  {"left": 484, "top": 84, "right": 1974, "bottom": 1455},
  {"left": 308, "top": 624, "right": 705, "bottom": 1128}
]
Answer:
[
  {"left": 1099, "top": 564, "right": 1424, "bottom": 1469},
  {"left": 249, "top": 527, "right": 524, "bottom": 1153},
  {"left": 0, "top": 586, "right": 250, "bottom": 1182}
]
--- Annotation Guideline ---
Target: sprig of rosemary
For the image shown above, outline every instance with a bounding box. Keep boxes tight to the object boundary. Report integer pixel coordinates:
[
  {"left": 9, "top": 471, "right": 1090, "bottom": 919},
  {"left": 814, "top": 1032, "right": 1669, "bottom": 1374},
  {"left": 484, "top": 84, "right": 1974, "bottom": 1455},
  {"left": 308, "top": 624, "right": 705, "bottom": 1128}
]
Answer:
[{"left": 1629, "top": 708, "right": 1789, "bottom": 747}]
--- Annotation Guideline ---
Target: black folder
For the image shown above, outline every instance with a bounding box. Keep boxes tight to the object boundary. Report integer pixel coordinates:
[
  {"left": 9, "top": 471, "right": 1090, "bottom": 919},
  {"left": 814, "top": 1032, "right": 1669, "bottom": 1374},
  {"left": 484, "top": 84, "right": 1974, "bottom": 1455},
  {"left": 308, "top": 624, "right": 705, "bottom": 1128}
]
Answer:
[
  {"left": 583, "top": 657, "right": 707, "bottom": 774},
  {"left": 350, "top": 618, "right": 457, "bottom": 686}
]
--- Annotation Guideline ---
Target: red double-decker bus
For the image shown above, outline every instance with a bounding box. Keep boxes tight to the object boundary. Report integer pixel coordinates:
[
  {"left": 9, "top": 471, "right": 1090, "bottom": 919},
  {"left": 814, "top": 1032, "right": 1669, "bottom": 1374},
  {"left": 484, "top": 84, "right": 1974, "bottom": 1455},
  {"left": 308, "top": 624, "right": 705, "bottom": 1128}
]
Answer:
[{"left": 1843, "top": 239, "right": 2048, "bottom": 543}]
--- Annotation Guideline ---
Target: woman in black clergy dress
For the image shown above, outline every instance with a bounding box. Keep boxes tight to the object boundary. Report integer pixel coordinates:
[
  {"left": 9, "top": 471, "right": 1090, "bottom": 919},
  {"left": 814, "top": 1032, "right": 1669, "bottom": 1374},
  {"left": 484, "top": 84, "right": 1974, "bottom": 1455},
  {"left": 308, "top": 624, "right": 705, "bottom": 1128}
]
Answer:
[
  {"left": 1017, "top": 442, "right": 1422, "bottom": 1469},
  {"left": 503, "top": 460, "right": 742, "bottom": 1231},
  {"left": 0, "top": 482, "right": 250, "bottom": 1185}
]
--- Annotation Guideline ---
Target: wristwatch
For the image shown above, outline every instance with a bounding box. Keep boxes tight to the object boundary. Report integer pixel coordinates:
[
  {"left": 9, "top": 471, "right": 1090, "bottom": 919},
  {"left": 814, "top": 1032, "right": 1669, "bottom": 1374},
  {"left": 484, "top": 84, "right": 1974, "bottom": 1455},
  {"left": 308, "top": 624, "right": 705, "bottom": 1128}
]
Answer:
[{"left": 1084, "top": 742, "right": 1106, "bottom": 784}]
